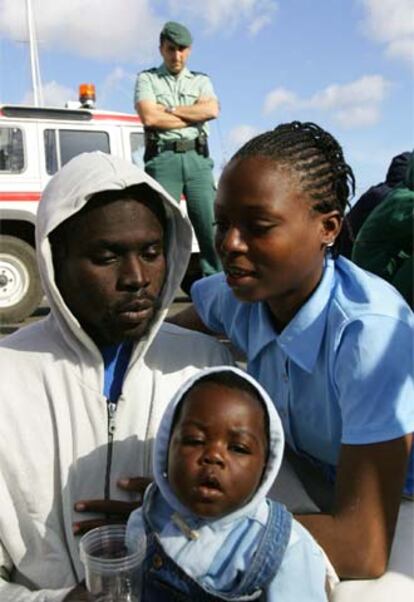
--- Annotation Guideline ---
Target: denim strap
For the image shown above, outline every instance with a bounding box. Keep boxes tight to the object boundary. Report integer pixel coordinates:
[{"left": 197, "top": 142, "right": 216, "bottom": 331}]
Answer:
[
  {"left": 222, "top": 500, "right": 292, "bottom": 597},
  {"left": 142, "top": 497, "right": 292, "bottom": 601}
]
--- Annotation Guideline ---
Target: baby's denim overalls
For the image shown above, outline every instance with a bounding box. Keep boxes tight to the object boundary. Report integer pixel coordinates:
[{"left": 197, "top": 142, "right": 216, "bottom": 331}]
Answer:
[{"left": 141, "top": 500, "right": 292, "bottom": 601}]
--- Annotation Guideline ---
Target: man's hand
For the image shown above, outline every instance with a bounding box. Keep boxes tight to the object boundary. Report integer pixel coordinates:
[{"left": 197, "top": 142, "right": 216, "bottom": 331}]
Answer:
[
  {"left": 137, "top": 100, "right": 189, "bottom": 129},
  {"left": 137, "top": 96, "right": 218, "bottom": 129},
  {"left": 164, "top": 97, "right": 219, "bottom": 123},
  {"left": 73, "top": 477, "right": 152, "bottom": 535},
  {"left": 64, "top": 583, "right": 94, "bottom": 601}
]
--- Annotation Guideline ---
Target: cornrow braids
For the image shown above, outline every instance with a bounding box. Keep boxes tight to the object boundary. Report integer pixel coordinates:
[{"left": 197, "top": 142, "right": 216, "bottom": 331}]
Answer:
[{"left": 232, "top": 121, "right": 355, "bottom": 217}]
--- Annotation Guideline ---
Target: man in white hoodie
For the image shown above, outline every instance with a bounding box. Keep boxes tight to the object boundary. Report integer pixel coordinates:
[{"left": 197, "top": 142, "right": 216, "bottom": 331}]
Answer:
[{"left": 0, "top": 152, "right": 232, "bottom": 600}]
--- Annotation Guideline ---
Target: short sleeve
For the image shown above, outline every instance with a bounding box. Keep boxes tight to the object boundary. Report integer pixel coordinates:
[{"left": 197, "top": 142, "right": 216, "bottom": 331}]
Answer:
[
  {"left": 191, "top": 274, "right": 256, "bottom": 355},
  {"left": 134, "top": 71, "right": 156, "bottom": 105},
  {"left": 335, "top": 315, "right": 414, "bottom": 444},
  {"left": 198, "top": 74, "right": 216, "bottom": 99},
  {"left": 191, "top": 274, "right": 230, "bottom": 334}
]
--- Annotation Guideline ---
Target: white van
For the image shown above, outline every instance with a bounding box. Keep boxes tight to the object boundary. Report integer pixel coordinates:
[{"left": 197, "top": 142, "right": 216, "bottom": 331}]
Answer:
[{"left": 0, "top": 102, "right": 198, "bottom": 322}]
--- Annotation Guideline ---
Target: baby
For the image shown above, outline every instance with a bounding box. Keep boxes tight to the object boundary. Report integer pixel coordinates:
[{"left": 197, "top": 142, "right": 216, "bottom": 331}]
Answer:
[{"left": 127, "top": 366, "right": 335, "bottom": 601}]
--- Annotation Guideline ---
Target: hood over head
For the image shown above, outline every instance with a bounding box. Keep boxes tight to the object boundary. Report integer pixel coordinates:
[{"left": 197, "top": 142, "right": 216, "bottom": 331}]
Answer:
[
  {"left": 35, "top": 151, "right": 192, "bottom": 357},
  {"left": 152, "top": 366, "right": 284, "bottom": 524},
  {"left": 403, "top": 150, "right": 414, "bottom": 190},
  {"left": 385, "top": 151, "right": 411, "bottom": 187}
]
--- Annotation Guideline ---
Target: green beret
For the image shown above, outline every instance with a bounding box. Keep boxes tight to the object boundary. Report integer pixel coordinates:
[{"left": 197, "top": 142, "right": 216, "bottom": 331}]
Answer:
[{"left": 161, "top": 21, "right": 193, "bottom": 47}]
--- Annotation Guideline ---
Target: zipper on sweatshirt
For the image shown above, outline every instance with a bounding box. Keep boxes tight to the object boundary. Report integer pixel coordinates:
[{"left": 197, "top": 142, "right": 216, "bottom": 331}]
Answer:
[{"left": 104, "top": 400, "right": 117, "bottom": 500}]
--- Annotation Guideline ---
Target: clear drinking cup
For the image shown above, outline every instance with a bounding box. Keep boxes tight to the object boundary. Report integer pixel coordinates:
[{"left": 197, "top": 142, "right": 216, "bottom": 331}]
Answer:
[{"left": 79, "top": 524, "right": 146, "bottom": 602}]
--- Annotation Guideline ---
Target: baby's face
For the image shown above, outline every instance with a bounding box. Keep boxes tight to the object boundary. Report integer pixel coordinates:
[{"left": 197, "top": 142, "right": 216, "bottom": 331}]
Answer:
[{"left": 167, "top": 383, "right": 268, "bottom": 518}]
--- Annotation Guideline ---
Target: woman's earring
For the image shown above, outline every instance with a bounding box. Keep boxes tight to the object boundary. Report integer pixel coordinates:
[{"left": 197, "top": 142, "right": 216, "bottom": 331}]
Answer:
[
  {"left": 163, "top": 471, "right": 168, "bottom": 478},
  {"left": 325, "top": 240, "right": 335, "bottom": 256}
]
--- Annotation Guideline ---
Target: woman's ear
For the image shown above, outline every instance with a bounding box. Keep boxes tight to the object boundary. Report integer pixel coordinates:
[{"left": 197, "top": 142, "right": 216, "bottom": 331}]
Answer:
[{"left": 321, "top": 211, "right": 342, "bottom": 247}]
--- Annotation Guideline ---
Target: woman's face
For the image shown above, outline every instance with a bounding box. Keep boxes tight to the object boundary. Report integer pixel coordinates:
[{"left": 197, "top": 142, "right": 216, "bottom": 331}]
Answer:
[{"left": 214, "top": 156, "right": 340, "bottom": 324}]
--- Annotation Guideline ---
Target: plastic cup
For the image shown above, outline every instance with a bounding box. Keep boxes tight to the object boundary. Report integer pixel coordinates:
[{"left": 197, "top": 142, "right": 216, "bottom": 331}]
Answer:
[{"left": 79, "top": 524, "right": 146, "bottom": 602}]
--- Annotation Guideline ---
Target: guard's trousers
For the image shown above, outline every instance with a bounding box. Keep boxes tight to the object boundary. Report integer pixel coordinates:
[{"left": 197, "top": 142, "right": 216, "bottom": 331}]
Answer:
[{"left": 145, "top": 149, "right": 222, "bottom": 277}]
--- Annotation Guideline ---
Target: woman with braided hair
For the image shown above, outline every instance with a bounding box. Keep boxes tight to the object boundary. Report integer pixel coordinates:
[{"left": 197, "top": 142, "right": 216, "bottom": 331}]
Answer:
[{"left": 169, "top": 122, "right": 414, "bottom": 589}]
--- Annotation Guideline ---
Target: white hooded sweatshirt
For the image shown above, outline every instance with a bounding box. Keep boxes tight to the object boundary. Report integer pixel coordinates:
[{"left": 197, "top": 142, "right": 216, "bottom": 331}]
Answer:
[{"left": 0, "top": 152, "right": 232, "bottom": 601}]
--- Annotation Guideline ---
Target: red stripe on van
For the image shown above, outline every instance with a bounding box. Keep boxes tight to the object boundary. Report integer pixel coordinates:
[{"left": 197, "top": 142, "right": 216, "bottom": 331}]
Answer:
[
  {"left": 0, "top": 192, "right": 41, "bottom": 201},
  {"left": 92, "top": 113, "right": 141, "bottom": 124}
]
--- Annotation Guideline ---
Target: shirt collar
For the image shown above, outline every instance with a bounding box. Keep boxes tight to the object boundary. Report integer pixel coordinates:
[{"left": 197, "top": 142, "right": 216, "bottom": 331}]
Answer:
[
  {"left": 248, "top": 258, "right": 336, "bottom": 373},
  {"left": 158, "top": 63, "right": 191, "bottom": 79}
]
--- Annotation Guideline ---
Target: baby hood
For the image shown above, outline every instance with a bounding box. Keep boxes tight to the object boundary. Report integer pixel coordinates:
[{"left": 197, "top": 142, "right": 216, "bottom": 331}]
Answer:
[{"left": 152, "top": 365, "right": 284, "bottom": 524}]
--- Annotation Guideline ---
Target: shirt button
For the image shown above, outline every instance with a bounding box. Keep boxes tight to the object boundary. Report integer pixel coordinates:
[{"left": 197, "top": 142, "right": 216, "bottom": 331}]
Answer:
[
  {"left": 152, "top": 554, "right": 163, "bottom": 569},
  {"left": 283, "top": 373, "right": 288, "bottom": 383}
]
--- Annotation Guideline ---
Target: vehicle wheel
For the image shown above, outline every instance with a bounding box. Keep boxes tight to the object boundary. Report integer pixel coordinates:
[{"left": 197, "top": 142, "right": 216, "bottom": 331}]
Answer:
[{"left": 0, "top": 235, "right": 44, "bottom": 323}]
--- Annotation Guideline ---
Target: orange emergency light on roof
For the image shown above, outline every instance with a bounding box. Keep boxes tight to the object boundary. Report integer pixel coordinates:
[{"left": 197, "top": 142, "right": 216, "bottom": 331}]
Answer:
[{"left": 79, "top": 83, "right": 96, "bottom": 107}]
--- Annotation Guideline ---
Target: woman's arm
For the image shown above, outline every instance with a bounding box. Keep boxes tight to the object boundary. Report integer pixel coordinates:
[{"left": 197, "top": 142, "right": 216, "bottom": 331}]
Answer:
[
  {"left": 297, "top": 434, "right": 412, "bottom": 579},
  {"left": 167, "top": 304, "right": 214, "bottom": 335}
]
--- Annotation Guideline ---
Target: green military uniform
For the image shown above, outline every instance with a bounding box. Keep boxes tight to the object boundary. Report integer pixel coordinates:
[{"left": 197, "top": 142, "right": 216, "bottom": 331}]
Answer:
[
  {"left": 352, "top": 151, "right": 413, "bottom": 308},
  {"left": 134, "top": 29, "right": 221, "bottom": 278}
]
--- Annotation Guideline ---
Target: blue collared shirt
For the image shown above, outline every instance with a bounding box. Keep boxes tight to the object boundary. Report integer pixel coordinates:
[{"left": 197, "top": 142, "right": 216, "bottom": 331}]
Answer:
[
  {"left": 100, "top": 340, "right": 133, "bottom": 402},
  {"left": 192, "top": 257, "right": 414, "bottom": 484}
]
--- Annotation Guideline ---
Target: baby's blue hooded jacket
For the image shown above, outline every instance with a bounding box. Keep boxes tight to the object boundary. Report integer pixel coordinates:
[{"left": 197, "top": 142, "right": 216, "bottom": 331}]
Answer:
[{"left": 127, "top": 366, "right": 330, "bottom": 601}]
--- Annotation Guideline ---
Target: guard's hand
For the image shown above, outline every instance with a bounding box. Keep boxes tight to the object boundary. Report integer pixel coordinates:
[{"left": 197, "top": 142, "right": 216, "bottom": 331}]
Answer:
[
  {"left": 73, "top": 477, "right": 152, "bottom": 535},
  {"left": 63, "top": 583, "right": 94, "bottom": 601}
]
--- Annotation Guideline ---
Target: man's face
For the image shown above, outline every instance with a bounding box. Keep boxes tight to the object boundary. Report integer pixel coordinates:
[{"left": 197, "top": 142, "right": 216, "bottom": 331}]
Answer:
[
  {"left": 160, "top": 39, "right": 191, "bottom": 74},
  {"left": 167, "top": 382, "right": 268, "bottom": 518},
  {"left": 54, "top": 196, "right": 166, "bottom": 346}
]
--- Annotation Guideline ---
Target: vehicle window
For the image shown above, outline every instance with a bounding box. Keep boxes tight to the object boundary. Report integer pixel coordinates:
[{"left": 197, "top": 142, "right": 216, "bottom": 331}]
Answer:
[
  {"left": 0, "top": 127, "right": 24, "bottom": 173},
  {"left": 130, "top": 131, "right": 145, "bottom": 168},
  {"left": 59, "top": 130, "right": 110, "bottom": 166},
  {"left": 44, "top": 129, "right": 58, "bottom": 175},
  {"left": 43, "top": 129, "right": 110, "bottom": 174}
]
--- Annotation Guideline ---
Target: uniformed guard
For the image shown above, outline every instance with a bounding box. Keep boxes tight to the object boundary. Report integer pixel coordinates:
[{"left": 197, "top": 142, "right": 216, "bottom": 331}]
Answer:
[{"left": 134, "top": 21, "right": 221, "bottom": 281}]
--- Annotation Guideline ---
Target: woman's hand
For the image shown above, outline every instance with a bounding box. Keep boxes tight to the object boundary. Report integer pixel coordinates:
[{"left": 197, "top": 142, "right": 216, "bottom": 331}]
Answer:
[{"left": 73, "top": 477, "right": 152, "bottom": 535}]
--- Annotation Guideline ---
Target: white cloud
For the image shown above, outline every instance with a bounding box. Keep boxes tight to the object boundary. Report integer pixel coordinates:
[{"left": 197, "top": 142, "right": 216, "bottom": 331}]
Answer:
[
  {"left": 228, "top": 124, "right": 259, "bottom": 148},
  {"left": 307, "top": 75, "right": 389, "bottom": 110},
  {"left": 22, "top": 80, "right": 76, "bottom": 106},
  {"left": 99, "top": 67, "right": 136, "bottom": 107},
  {"left": 386, "top": 37, "right": 414, "bottom": 64},
  {"left": 0, "top": 0, "right": 162, "bottom": 62},
  {"left": 360, "top": 0, "right": 414, "bottom": 66},
  {"left": 0, "top": 0, "right": 279, "bottom": 66},
  {"left": 335, "top": 105, "right": 380, "bottom": 128},
  {"left": 263, "top": 88, "right": 298, "bottom": 114},
  {"left": 248, "top": 13, "right": 274, "bottom": 36},
  {"left": 262, "top": 75, "right": 390, "bottom": 128},
  {"left": 20, "top": 69, "right": 138, "bottom": 110},
  {"left": 169, "top": 0, "right": 278, "bottom": 35}
]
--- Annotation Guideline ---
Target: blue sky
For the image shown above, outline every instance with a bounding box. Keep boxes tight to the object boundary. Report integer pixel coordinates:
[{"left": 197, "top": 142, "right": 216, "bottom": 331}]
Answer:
[{"left": 0, "top": 0, "right": 413, "bottom": 199}]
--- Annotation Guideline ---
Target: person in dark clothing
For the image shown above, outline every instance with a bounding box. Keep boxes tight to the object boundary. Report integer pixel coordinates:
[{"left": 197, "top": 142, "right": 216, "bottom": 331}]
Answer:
[
  {"left": 352, "top": 150, "right": 413, "bottom": 308},
  {"left": 338, "top": 151, "right": 411, "bottom": 258}
]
